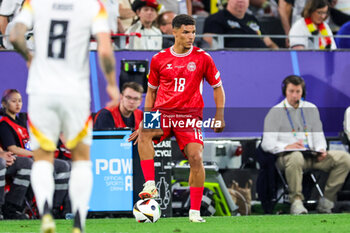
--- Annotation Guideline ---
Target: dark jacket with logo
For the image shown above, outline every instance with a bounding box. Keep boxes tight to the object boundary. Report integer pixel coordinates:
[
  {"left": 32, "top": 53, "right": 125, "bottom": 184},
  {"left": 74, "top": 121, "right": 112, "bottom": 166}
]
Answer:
[
  {"left": 203, "top": 9, "right": 267, "bottom": 48},
  {"left": 0, "top": 115, "right": 31, "bottom": 156},
  {"left": 94, "top": 104, "right": 143, "bottom": 130}
]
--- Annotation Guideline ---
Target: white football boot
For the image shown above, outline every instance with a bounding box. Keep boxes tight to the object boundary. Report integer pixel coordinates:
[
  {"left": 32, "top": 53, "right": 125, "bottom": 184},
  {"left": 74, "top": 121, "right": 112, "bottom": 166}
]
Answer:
[
  {"left": 139, "top": 181, "right": 159, "bottom": 199},
  {"left": 41, "top": 214, "right": 56, "bottom": 233},
  {"left": 189, "top": 209, "right": 206, "bottom": 223}
]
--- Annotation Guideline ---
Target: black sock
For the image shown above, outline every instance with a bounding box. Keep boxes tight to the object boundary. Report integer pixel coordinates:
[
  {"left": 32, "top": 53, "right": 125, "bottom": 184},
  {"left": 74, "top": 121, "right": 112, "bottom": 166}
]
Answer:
[{"left": 74, "top": 210, "right": 82, "bottom": 230}]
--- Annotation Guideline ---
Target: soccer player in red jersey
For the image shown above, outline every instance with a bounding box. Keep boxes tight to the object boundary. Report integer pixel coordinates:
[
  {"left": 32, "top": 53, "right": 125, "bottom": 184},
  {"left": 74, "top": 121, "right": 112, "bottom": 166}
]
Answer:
[{"left": 129, "top": 14, "right": 225, "bottom": 222}]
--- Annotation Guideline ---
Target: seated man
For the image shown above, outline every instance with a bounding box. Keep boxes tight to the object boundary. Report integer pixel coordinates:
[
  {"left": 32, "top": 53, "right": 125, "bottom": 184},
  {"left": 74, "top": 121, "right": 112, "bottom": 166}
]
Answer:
[
  {"left": 156, "top": 11, "right": 176, "bottom": 49},
  {"left": 203, "top": 0, "right": 278, "bottom": 49},
  {"left": 261, "top": 75, "right": 350, "bottom": 214},
  {"left": 94, "top": 82, "right": 143, "bottom": 130}
]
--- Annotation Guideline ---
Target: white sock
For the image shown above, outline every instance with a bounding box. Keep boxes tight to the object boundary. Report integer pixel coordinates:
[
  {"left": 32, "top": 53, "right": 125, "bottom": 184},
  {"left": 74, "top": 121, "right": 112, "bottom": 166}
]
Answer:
[
  {"left": 189, "top": 209, "right": 200, "bottom": 215},
  {"left": 145, "top": 180, "right": 155, "bottom": 186},
  {"left": 31, "top": 161, "right": 54, "bottom": 216},
  {"left": 69, "top": 161, "right": 93, "bottom": 229}
]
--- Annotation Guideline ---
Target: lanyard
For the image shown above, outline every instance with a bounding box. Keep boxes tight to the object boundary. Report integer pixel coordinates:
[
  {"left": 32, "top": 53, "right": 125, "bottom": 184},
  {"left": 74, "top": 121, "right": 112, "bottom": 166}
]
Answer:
[{"left": 283, "top": 101, "right": 309, "bottom": 149}]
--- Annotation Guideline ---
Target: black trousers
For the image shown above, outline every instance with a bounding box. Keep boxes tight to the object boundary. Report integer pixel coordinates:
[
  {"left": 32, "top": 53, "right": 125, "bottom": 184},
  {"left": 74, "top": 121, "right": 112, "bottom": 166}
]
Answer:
[
  {"left": 2, "top": 157, "right": 33, "bottom": 207},
  {"left": 53, "top": 159, "right": 71, "bottom": 209},
  {"left": 0, "top": 158, "right": 6, "bottom": 205}
]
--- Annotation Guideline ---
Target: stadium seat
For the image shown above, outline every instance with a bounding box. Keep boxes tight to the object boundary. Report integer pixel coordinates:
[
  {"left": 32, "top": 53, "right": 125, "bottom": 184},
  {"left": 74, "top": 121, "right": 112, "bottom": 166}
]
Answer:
[
  {"left": 193, "top": 15, "right": 207, "bottom": 35},
  {"left": 339, "top": 131, "right": 350, "bottom": 153},
  {"left": 334, "top": 132, "right": 350, "bottom": 206}
]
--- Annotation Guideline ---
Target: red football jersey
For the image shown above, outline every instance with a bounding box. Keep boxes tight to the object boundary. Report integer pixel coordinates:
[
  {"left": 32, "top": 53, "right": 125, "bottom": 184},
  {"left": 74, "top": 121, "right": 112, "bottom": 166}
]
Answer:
[{"left": 148, "top": 46, "right": 222, "bottom": 117}]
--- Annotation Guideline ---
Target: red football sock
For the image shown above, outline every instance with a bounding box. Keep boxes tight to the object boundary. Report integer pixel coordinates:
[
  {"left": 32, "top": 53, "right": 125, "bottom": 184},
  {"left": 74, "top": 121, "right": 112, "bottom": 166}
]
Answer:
[
  {"left": 190, "top": 187, "right": 204, "bottom": 211},
  {"left": 140, "top": 159, "right": 155, "bottom": 182}
]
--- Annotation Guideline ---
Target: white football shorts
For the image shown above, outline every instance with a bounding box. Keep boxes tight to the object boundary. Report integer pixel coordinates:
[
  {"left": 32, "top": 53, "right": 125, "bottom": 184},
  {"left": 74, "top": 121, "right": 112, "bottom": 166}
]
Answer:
[{"left": 28, "top": 94, "right": 92, "bottom": 151}]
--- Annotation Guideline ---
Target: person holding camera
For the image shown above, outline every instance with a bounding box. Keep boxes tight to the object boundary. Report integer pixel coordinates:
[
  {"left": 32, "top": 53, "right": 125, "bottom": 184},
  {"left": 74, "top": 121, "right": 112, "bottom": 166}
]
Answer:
[{"left": 261, "top": 75, "right": 350, "bottom": 214}]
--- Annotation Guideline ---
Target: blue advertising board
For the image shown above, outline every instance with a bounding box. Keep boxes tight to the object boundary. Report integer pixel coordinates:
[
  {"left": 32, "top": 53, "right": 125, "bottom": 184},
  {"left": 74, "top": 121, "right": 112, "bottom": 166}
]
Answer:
[{"left": 89, "top": 130, "right": 133, "bottom": 212}]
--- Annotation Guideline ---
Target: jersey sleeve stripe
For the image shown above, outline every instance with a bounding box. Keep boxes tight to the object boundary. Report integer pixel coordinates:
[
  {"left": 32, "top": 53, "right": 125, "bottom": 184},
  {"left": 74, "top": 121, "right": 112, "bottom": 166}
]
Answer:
[
  {"left": 215, "top": 71, "right": 220, "bottom": 80},
  {"left": 22, "top": 0, "right": 33, "bottom": 12},
  {"left": 212, "top": 81, "right": 222, "bottom": 88},
  {"left": 94, "top": 0, "right": 108, "bottom": 21},
  {"left": 148, "top": 82, "right": 158, "bottom": 89}
]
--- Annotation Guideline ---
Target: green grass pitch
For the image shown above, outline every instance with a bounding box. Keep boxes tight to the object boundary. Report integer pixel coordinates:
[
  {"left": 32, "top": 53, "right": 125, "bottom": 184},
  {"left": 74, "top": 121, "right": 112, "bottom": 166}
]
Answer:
[{"left": 0, "top": 214, "right": 349, "bottom": 233}]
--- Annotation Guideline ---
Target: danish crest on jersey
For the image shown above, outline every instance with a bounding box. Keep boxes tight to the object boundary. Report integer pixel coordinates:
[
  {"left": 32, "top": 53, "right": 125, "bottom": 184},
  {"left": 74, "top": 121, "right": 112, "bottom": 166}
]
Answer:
[
  {"left": 144, "top": 110, "right": 161, "bottom": 129},
  {"left": 187, "top": 62, "right": 196, "bottom": 72}
]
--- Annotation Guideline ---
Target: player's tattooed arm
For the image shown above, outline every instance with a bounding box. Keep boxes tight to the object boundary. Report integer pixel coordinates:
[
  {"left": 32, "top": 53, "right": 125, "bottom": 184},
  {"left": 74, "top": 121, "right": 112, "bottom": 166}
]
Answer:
[
  {"left": 101, "top": 56, "right": 115, "bottom": 75},
  {"left": 96, "top": 32, "right": 119, "bottom": 107},
  {"left": 9, "top": 23, "right": 32, "bottom": 63},
  {"left": 96, "top": 32, "right": 116, "bottom": 84}
]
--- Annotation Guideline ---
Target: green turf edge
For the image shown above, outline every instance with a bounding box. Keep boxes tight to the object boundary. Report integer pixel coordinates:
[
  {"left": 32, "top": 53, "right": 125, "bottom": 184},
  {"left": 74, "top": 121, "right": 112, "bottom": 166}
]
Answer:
[{"left": 0, "top": 214, "right": 349, "bottom": 233}]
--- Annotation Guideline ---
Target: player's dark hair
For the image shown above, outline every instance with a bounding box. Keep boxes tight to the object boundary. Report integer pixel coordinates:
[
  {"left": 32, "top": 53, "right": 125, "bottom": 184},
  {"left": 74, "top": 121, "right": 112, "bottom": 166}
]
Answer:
[
  {"left": 121, "top": 82, "right": 144, "bottom": 94},
  {"left": 0, "top": 89, "right": 20, "bottom": 115},
  {"left": 172, "top": 14, "right": 195, "bottom": 29},
  {"left": 282, "top": 75, "right": 306, "bottom": 99}
]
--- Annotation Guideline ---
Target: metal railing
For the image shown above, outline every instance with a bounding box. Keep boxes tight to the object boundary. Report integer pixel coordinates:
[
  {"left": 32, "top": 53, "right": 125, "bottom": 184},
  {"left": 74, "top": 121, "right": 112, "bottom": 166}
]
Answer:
[{"left": 1, "top": 33, "right": 350, "bottom": 50}]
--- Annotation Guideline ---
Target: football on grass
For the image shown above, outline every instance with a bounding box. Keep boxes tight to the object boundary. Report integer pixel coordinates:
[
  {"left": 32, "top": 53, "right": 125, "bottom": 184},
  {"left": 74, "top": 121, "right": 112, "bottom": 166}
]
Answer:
[{"left": 133, "top": 199, "right": 161, "bottom": 223}]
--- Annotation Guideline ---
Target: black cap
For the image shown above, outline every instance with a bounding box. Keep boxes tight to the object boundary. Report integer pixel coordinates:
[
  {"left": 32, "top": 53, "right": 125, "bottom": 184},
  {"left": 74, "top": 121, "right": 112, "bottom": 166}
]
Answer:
[{"left": 132, "top": 0, "right": 160, "bottom": 12}]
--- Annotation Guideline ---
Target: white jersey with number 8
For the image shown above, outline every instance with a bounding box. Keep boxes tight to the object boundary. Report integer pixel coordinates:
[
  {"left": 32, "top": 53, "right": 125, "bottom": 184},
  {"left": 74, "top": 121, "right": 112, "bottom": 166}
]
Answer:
[{"left": 14, "top": 0, "right": 110, "bottom": 98}]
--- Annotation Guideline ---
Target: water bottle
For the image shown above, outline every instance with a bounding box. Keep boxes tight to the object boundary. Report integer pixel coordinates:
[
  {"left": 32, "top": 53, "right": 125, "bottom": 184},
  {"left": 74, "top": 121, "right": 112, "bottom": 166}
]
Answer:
[{"left": 65, "top": 213, "right": 74, "bottom": 220}]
